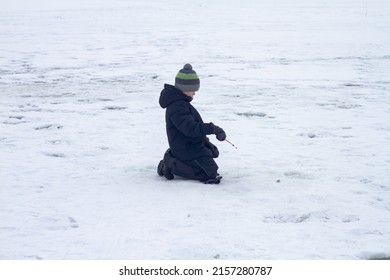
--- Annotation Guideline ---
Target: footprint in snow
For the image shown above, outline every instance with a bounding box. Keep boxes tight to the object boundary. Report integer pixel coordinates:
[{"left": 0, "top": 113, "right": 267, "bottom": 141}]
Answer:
[
  {"left": 44, "top": 152, "right": 65, "bottom": 158},
  {"left": 9, "top": 115, "right": 24, "bottom": 120},
  {"left": 235, "top": 112, "right": 267, "bottom": 118},
  {"left": 103, "top": 106, "right": 127, "bottom": 111},
  {"left": 284, "top": 171, "right": 312, "bottom": 180},
  {"left": 343, "top": 83, "right": 363, "bottom": 87},
  {"left": 33, "top": 185, "right": 45, "bottom": 193},
  {"left": 4, "top": 115, "right": 26, "bottom": 125},
  {"left": 68, "top": 217, "right": 79, "bottom": 228},
  {"left": 298, "top": 132, "right": 318, "bottom": 139},
  {"left": 34, "top": 124, "right": 63, "bottom": 130},
  {"left": 337, "top": 103, "right": 362, "bottom": 109},
  {"left": 25, "top": 255, "right": 43, "bottom": 260},
  {"left": 3, "top": 120, "right": 26, "bottom": 125},
  {"left": 0, "top": 226, "right": 17, "bottom": 231},
  {"left": 263, "top": 214, "right": 311, "bottom": 224},
  {"left": 342, "top": 215, "right": 360, "bottom": 223},
  {"left": 48, "top": 140, "right": 63, "bottom": 145}
]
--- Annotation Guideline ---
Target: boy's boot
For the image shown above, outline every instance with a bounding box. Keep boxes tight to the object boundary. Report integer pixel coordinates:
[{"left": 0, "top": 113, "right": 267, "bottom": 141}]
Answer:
[
  {"left": 157, "top": 160, "right": 164, "bottom": 177},
  {"left": 162, "top": 149, "right": 174, "bottom": 180},
  {"left": 203, "top": 174, "right": 222, "bottom": 184}
]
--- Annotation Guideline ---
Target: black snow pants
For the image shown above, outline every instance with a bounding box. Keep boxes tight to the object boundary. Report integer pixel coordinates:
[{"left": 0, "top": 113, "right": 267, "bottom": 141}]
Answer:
[
  {"left": 166, "top": 150, "right": 219, "bottom": 181},
  {"left": 174, "top": 157, "right": 219, "bottom": 181}
]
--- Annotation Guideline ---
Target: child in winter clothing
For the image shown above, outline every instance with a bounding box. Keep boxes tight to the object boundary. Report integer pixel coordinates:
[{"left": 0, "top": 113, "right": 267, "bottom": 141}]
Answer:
[{"left": 157, "top": 64, "right": 226, "bottom": 184}]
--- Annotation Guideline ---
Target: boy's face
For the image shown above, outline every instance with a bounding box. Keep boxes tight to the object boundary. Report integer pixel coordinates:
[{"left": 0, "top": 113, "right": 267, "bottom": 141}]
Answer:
[{"left": 184, "top": 91, "right": 196, "bottom": 98}]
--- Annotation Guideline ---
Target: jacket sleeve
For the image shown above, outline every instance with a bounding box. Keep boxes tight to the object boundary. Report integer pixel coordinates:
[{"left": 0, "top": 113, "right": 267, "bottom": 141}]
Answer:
[{"left": 170, "top": 102, "right": 214, "bottom": 137}]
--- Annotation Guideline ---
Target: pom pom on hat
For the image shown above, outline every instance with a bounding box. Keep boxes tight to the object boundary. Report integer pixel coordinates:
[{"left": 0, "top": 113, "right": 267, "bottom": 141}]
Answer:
[
  {"left": 183, "top": 63, "right": 193, "bottom": 70},
  {"left": 175, "top": 63, "right": 200, "bottom": 92}
]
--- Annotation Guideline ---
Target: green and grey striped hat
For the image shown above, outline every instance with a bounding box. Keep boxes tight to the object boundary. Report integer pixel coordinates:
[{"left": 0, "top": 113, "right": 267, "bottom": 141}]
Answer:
[{"left": 175, "top": 64, "right": 200, "bottom": 92}]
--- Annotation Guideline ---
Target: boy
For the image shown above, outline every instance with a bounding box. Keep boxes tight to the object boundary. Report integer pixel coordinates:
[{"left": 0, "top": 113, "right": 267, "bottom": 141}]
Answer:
[{"left": 157, "top": 64, "right": 226, "bottom": 184}]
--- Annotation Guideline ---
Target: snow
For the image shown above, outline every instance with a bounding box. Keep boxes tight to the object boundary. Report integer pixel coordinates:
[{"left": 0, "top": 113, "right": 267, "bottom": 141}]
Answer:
[{"left": 1, "top": 0, "right": 390, "bottom": 260}]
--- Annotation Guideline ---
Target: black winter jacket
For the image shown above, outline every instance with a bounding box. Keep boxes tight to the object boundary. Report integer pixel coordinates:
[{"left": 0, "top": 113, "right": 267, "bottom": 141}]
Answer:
[{"left": 159, "top": 84, "right": 215, "bottom": 161}]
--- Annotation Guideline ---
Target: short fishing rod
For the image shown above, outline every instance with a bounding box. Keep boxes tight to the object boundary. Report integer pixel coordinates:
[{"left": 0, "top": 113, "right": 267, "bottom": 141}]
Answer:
[{"left": 225, "top": 139, "right": 238, "bottom": 149}]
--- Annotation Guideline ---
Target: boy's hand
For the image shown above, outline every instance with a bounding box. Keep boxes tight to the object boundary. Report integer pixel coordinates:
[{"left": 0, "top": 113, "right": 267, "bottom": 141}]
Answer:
[{"left": 211, "top": 123, "right": 226, "bottom": 141}]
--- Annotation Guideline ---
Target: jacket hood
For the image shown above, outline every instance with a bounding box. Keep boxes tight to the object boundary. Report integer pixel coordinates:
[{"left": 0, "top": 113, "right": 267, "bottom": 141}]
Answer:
[{"left": 159, "top": 84, "right": 192, "bottom": 109}]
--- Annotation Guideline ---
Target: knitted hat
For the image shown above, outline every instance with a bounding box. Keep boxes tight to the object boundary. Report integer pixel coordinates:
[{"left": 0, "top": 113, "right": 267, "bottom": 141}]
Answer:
[{"left": 175, "top": 63, "right": 200, "bottom": 92}]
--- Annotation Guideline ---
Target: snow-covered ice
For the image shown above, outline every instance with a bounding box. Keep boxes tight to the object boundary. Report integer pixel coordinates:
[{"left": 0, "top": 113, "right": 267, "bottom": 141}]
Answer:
[{"left": 1, "top": 0, "right": 390, "bottom": 259}]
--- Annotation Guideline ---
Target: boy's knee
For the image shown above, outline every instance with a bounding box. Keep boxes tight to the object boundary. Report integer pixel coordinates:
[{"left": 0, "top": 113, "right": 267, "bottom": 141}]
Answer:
[{"left": 172, "top": 159, "right": 197, "bottom": 179}]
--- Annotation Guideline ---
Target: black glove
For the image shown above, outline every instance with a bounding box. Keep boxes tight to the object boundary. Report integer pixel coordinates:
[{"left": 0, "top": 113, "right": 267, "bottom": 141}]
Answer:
[
  {"left": 205, "top": 138, "right": 219, "bottom": 158},
  {"left": 211, "top": 123, "right": 226, "bottom": 141}
]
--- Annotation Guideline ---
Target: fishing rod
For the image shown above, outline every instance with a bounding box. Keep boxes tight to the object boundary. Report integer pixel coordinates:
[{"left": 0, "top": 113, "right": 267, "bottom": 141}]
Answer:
[{"left": 225, "top": 139, "right": 238, "bottom": 149}]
